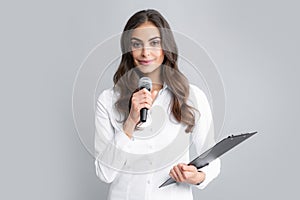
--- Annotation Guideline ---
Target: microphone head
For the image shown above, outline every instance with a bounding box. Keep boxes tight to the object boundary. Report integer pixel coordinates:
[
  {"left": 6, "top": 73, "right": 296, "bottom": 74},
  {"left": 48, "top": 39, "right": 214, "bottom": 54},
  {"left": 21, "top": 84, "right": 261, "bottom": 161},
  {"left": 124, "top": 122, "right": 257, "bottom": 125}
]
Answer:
[{"left": 138, "top": 77, "right": 152, "bottom": 91}]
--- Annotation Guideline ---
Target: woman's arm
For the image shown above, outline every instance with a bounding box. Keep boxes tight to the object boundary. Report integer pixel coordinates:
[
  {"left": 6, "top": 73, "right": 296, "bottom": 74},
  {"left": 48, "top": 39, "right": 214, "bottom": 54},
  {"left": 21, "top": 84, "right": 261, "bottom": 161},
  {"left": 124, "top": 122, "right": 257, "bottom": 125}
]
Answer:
[
  {"left": 94, "top": 89, "right": 133, "bottom": 183},
  {"left": 168, "top": 85, "right": 220, "bottom": 188},
  {"left": 189, "top": 85, "right": 221, "bottom": 189},
  {"left": 94, "top": 88, "right": 158, "bottom": 183}
]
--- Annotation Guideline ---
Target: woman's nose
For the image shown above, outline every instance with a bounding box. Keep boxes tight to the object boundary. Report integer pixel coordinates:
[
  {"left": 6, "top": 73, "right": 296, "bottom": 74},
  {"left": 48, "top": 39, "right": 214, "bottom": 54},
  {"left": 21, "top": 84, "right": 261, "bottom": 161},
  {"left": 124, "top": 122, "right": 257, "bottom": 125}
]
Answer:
[{"left": 141, "top": 46, "right": 151, "bottom": 57}]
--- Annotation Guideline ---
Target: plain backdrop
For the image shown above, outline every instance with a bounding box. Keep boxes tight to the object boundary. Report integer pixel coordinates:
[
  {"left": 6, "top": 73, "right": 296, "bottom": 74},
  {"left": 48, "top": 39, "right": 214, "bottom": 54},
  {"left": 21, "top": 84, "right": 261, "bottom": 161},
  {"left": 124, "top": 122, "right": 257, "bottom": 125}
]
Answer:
[{"left": 0, "top": 0, "right": 299, "bottom": 199}]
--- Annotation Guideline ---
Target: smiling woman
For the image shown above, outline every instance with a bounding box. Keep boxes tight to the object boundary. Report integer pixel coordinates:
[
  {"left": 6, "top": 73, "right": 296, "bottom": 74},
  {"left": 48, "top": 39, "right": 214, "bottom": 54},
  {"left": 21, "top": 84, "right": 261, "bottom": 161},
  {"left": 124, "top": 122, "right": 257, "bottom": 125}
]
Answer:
[
  {"left": 94, "top": 9, "right": 221, "bottom": 200},
  {"left": 130, "top": 21, "right": 165, "bottom": 80},
  {"left": 113, "top": 10, "right": 197, "bottom": 133}
]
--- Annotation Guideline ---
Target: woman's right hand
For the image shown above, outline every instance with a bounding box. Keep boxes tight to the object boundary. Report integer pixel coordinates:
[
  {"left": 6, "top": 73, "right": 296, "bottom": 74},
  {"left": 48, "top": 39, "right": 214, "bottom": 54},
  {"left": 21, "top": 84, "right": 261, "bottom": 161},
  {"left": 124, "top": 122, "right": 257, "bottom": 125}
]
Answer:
[
  {"left": 129, "top": 88, "right": 157, "bottom": 124},
  {"left": 123, "top": 88, "right": 157, "bottom": 138}
]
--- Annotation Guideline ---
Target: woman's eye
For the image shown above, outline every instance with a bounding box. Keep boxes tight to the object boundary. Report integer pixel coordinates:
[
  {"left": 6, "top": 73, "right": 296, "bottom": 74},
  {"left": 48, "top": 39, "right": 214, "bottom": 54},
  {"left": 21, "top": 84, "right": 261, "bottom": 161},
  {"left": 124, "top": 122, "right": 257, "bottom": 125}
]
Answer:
[
  {"left": 150, "top": 40, "right": 161, "bottom": 47},
  {"left": 131, "top": 42, "right": 142, "bottom": 48}
]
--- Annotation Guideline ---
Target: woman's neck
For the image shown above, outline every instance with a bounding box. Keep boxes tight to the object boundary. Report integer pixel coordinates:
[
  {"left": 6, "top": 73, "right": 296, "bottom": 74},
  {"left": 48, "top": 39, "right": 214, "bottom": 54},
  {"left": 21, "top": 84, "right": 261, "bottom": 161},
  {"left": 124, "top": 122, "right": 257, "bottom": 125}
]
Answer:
[
  {"left": 143, "top": 66, "right": 163, "bottom": 87},
  {"left": 152, "top": 83, "right": 163, "bottom": 91}
]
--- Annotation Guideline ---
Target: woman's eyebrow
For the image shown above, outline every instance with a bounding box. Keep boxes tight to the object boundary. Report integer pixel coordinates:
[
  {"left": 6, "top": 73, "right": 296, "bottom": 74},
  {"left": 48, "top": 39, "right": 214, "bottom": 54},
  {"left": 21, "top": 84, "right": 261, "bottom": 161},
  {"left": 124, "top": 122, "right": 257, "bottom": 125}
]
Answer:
[
  {"left": 131, "top": 37, "right": 142, "bottom": 42},
  {"left": 131, "top": 36, "right": 161, "bottom": 42},
  {"left": 148, "top": 36, "right": 161, "bottom": 41}
]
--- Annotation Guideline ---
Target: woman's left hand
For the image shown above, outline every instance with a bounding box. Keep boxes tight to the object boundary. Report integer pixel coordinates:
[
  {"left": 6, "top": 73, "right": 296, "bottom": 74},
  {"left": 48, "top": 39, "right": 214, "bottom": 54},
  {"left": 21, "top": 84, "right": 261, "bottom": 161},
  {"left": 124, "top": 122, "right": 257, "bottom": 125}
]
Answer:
[{"left": 169, "top": 163, "right": 206, "bottom": 185}]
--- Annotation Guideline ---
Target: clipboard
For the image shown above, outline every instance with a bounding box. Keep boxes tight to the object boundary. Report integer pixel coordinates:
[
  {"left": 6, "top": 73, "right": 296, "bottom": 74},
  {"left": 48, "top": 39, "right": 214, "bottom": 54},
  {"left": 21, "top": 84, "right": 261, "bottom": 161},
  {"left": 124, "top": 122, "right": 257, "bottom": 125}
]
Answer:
[{"left": 159, "top": 131, "right": 257, "bottom": 188}]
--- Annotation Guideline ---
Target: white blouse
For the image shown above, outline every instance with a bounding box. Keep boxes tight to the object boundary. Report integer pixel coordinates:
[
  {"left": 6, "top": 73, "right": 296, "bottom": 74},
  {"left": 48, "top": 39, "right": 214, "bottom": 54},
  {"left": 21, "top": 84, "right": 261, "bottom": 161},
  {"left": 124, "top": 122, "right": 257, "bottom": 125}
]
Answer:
[{"left": 95, "top": 84, "right": 220, "bottom": 200}]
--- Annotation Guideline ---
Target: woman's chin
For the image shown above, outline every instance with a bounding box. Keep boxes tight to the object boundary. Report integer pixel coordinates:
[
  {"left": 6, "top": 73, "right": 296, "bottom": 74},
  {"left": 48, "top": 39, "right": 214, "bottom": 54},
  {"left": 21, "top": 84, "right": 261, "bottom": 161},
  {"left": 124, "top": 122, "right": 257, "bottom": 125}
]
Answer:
[
  {"left": 137, "top": 65, "right": 161, "bottom": 75},
  {"left": 137, "top": 67, "right": 154, "bottom": 75}
]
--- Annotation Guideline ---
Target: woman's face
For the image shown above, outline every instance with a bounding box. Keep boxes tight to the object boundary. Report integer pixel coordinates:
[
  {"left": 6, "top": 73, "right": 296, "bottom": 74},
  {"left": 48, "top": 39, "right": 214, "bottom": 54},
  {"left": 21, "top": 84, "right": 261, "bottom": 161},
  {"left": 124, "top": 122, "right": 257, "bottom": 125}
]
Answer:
[{"left": 130, "top": 21, "right": 164, "bottom": 76}]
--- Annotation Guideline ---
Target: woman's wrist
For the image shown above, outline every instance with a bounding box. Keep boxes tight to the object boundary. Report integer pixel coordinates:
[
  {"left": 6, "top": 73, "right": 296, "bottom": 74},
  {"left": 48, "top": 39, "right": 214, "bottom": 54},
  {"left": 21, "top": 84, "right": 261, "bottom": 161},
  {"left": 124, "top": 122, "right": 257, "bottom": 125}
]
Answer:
[
  {"left": 194, "top": 171, "right": 206, "bottom": 185},
  {"left": 123, "top": 117, "right": 136, "bottom": 139}
]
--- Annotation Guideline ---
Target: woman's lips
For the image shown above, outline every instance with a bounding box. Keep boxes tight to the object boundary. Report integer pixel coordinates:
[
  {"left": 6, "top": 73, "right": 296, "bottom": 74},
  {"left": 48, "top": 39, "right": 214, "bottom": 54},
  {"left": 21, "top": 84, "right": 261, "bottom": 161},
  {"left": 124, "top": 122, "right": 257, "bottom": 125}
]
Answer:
[{"left": 138, "top": 59, "right": 154, "bottom": 65}]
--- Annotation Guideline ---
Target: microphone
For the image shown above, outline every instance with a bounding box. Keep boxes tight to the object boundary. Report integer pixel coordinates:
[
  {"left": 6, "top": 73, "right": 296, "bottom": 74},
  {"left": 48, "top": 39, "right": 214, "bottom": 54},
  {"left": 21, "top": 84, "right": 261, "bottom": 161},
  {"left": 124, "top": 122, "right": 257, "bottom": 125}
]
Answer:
[{"left": 138, "top": 77, "right": 152, "bottom": 122}]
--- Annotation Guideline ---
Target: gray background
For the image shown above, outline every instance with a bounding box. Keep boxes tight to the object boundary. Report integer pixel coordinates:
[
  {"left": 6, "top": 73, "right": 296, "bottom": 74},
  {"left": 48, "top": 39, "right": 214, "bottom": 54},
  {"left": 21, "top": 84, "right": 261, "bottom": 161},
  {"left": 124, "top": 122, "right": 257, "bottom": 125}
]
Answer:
[{"left": 1, "top": 0, "right": 299, "bottom": 199}]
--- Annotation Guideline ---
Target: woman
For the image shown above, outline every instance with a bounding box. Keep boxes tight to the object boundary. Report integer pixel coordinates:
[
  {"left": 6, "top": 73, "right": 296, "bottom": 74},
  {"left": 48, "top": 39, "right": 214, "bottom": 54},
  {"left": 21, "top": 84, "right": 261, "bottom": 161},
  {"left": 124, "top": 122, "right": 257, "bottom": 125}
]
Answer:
[{"left": 95, "top": 9, "right": 220, "bottom": 200}]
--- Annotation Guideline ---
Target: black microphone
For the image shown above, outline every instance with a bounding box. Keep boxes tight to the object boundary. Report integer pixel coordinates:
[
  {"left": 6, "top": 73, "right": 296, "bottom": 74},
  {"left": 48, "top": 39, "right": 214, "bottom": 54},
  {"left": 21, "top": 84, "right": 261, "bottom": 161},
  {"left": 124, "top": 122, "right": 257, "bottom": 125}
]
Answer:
[{"left": 138, "top": 77, "right": 152, "bottom": 122}]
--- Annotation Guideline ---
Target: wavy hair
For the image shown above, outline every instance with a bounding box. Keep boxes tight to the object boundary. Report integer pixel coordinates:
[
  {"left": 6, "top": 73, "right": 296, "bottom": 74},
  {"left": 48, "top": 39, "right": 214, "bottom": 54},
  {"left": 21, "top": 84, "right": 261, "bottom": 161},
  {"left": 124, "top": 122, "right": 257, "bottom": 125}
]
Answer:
[{"left": 113, "top": 9, "right": 197, "bottom": 133}]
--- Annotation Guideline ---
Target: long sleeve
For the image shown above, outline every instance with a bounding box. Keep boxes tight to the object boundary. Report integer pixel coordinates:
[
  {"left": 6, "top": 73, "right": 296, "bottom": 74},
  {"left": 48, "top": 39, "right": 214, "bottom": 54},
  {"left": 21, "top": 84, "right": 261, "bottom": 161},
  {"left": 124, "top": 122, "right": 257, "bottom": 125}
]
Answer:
[
  {"left": 94, "top": 89, "right": 133, "bottom": 183},
  {"left": 189, "top": 85, "right": 221, "bottom": 189}
]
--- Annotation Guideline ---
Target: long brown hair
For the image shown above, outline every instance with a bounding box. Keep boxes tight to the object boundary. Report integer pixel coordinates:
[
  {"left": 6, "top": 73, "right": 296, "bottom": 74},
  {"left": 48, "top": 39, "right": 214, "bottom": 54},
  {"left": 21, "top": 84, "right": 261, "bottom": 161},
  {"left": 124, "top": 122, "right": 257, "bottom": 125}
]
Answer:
[{"left": 113, "top": 9, "right": 197, "bottom": 133}]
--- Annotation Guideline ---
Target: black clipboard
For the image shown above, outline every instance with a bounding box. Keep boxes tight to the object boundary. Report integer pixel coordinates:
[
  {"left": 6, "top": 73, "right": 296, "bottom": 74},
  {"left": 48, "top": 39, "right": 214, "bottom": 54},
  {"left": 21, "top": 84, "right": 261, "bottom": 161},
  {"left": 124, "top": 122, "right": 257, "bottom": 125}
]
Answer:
[{"left": 159, "top": 131, "right": 257, "bottom": 188}]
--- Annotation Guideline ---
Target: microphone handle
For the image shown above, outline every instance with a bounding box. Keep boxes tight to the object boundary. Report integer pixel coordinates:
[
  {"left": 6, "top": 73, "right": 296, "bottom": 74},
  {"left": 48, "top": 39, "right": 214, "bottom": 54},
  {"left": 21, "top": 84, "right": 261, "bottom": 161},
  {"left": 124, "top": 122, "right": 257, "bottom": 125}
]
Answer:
[
  {"left": 140, "top": 108, "right": 148, "bottom": 122},
  {"left": 139, "top": 86, "right": 150, "bottom": 123}
]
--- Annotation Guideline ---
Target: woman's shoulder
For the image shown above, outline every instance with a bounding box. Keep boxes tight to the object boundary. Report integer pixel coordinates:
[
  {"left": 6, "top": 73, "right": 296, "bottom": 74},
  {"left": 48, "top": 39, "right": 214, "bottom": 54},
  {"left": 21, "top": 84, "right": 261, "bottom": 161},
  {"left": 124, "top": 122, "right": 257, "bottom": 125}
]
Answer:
[
  {"left": 96, "top": 87, "right": 118, "bottom": 105},
  {"left": 188, "top": 84, "right": 212, "bottom": 113},
  {"left": 189, "top": 84, "right": 207, "bottom": 99},
  {"left": 98, "top": 87, "right": 113, "bottom": 97}
]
